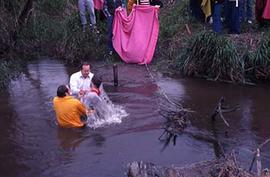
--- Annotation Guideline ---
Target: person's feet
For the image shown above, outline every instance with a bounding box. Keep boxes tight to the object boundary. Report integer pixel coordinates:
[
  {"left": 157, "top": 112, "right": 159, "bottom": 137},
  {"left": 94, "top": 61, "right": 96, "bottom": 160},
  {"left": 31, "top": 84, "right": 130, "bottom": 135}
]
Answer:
[
  {"left": 108, "top": 50, "right": 113, "bottom": 56},
  {"left": 90, "top": 24, "right": 100, "bottom": 34}
]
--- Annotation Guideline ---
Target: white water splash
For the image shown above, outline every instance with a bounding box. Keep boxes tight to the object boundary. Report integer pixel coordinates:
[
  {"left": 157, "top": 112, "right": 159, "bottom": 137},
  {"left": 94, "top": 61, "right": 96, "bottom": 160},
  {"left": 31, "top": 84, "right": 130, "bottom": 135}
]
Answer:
[{"left": 83, "top": 85, "right": 129, "bottom": 128}]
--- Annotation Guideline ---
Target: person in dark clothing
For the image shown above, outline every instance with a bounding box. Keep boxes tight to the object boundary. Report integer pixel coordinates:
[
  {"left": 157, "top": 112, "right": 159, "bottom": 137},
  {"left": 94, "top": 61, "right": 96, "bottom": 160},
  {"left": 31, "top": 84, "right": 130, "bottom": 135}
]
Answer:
[
  {"left": 189, "top": 0, "right": 205, "bottom": 22},
  {"left": 227, "top": 0, "right": 241, "bottom": 34},
  {"left": 103, "top": 0, "right": 125, "bottom": 55},
  {"left": 212, "top": 0, "right": 223, "bottom": 33}
]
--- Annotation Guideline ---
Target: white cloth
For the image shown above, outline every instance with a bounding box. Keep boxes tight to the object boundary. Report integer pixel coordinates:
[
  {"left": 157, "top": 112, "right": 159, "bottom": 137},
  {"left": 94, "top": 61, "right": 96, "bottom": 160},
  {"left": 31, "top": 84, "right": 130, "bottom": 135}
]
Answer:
[
  {"left": 82, "top": 86, "right": 109, "bottom": 120},
  {"left": 69, "top": 71, "right": 94, "bottom": 95}
]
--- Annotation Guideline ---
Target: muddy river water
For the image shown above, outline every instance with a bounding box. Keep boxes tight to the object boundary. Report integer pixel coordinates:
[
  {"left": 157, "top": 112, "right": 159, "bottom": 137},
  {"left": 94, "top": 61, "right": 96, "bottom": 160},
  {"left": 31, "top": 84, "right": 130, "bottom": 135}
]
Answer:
[{"left": 0, "top": 58, "right": 270, "bottom": 177}]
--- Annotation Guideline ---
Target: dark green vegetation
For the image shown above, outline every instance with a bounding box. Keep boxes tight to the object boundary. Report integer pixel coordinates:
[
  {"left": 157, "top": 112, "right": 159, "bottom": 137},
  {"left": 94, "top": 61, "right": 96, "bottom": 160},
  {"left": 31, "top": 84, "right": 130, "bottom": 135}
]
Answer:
[
  {"left": 0, "top": 0, "right": 108, "bottom": 89},
  {"left": 0, "top": 0, "right": 270, "bottom": 89},
  {"left": 0, "top": 0, "right": 107, "bottom": 61}
]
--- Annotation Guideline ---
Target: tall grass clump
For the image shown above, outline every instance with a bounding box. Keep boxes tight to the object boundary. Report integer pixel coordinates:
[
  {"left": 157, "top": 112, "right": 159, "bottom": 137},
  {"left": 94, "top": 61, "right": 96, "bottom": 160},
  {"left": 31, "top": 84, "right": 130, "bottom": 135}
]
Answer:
[
  {"left": 245, "top": 32, "right": 270, "bottom": 80},
  {"left": 0, "top": 58, "right": 23, "bottom": 89},
  {"left": 175, "top": 31, "right": 244, "bottom": 82}
]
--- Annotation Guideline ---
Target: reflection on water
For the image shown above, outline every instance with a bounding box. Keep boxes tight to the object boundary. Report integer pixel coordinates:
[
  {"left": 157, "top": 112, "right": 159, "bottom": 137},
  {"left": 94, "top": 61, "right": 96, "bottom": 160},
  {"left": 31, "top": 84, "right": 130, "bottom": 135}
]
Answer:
[{"left": 0, "top": 58, "right": 270, "bottom": 177}]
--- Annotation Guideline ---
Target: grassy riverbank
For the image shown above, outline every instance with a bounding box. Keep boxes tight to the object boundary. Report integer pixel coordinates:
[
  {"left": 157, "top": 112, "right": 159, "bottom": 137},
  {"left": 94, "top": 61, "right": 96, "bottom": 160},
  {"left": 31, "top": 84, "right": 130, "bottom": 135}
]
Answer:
[{"left": 154, "top": 0, "right": 270, "bottom": 84}]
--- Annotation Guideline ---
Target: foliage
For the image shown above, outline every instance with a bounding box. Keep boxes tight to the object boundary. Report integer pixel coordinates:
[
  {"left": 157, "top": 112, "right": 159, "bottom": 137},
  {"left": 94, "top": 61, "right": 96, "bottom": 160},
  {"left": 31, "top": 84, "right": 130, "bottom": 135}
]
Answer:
[
  {"left": 0, "top": 0, "right": 24, "bottom": 15},
  {"left": 0, "top": 58, "right": 24, "bottom": 89},
  {"left": 16, "top": 0, "right": 107, "bottom": 62},
  {"left": 159, "top": 0, "right": 190, "bottom": 39},
  {"left": 36, "top": 0, "right": 67, "bottom": 15},
  {"left": 245, "top": 32, "right": 270, "bottom": 80},
  {"left": 173, "top": 31, "right": 244, "bottom": 82}
]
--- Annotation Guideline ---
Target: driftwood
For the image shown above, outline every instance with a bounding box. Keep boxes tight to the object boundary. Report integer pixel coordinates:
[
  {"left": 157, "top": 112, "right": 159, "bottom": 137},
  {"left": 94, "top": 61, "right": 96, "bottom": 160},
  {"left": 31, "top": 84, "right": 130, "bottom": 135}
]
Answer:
[
  {"left": 127, "top": 154, "right": 255, "bottom": 177},
  {"left": 159, "top": 110, "right": 188, "bottom": 150},
  {"left": 249, "top": 138, "right": 270, "bottom": 175},
  {"left": 211, "top": 97, "right": 240, "bottom": 127},
  {"left": 159, "top": 108, "right": 227, "bottom": 158}
]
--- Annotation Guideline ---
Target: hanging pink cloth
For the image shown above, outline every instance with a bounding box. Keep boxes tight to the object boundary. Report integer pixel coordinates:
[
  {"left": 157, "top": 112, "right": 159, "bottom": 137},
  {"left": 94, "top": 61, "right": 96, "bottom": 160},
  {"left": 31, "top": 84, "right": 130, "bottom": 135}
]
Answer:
[
  {"left": 112, "top": 5, "right": 159, "bottom": 64},
  {"left": 263, "top": 0, "right": 270, "bottom": 19},
  {"left": 94, "top": 0, "right": 104, "bottom": 10}
]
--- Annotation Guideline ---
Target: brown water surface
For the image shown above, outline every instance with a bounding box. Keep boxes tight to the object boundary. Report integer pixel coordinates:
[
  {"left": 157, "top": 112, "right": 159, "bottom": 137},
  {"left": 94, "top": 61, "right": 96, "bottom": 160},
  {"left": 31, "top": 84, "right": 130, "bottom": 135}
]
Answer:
[{"left": 0, "top": 58, "right": 269, "bottom": 177}]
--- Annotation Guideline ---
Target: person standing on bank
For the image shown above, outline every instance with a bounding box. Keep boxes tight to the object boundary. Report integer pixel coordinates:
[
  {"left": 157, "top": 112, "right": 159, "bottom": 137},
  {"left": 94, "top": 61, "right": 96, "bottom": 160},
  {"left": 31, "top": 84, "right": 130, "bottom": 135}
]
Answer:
[
  {"left": 103, "top": 0, "right": 125, "bottom": 55},
  {"left": 239, "top": 0, "right": 253, "bottom": 24},
  {"left": 53, "top": 85, "right": 87, "bottom": 128},
  {"left": 78, "top": 0, "right": 100, "bottom": 33},
  {"left": 70, "top": 62, "right": 94, "bottom": 98}
]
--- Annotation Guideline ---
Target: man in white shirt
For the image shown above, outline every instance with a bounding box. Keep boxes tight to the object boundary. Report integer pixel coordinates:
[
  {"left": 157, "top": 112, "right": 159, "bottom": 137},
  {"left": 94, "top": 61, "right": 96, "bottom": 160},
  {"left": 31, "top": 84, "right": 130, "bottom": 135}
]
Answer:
[{"left": 70, "top": 62, "right": 94, "bottom": 98}]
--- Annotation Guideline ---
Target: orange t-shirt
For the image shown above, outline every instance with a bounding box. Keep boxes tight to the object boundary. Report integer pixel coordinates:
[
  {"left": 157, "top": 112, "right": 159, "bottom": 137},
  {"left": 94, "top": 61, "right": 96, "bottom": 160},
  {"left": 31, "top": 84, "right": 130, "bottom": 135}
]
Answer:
[{"left": 53, "top": 96, "right": 86, "bottom": 128}]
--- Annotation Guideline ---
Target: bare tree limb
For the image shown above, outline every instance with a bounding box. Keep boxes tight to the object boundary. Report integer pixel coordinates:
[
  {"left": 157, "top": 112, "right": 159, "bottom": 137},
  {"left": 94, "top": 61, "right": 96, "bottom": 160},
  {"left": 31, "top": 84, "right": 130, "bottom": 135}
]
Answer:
[{"left": 12, "top": 0, "right": 34, "bottom": 43}]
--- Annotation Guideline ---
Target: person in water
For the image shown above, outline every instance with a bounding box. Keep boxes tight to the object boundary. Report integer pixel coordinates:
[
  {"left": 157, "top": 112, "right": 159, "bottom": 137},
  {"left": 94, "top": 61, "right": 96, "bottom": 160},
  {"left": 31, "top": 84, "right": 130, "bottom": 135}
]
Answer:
[
  {"left": 53, "top": 85, "right": 88, "bottom": 128},
  {"left": 90, "top": 75, "right": 102, "bottom": 96},
  {"left": 69, "top": 61, "right": 94, "bottom": 98},
  {"left": 83, "top": 75, "right": 109, "bottom": 120}
]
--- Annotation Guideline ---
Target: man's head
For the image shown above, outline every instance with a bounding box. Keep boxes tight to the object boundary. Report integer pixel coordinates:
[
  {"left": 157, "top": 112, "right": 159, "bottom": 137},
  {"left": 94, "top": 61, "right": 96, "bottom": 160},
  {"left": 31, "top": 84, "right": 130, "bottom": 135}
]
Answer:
[
  {"left": 57, "top": 85, "right": 70, "bottom": 97},
  {"left": 80, "top": 61, "right": 91, "bottom": 78}
]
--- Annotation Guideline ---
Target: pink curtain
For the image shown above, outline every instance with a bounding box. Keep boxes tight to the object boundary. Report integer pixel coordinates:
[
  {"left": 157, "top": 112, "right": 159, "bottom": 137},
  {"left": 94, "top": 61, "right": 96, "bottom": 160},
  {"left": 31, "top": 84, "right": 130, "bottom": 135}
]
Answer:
[
  {"left": 94, "top": 0, "right": 104, "bottom": 10},
  {"left": 112, "top": 5, "right": 159, "bottom": 64},
  {"left": 263, "top": 0, "right": 270, "bottom": 19}
]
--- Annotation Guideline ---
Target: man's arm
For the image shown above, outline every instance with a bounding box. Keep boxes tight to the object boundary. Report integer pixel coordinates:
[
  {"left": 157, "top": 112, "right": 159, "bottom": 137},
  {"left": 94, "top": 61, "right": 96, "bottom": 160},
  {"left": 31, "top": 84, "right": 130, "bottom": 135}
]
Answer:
[{"left": 70, "top": 74, "right": 80, "bottom": 95}]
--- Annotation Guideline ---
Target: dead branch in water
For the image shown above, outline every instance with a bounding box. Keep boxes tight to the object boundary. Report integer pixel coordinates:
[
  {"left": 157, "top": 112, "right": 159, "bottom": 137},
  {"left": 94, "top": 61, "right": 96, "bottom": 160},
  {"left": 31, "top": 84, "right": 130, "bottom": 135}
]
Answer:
[
  {"left": 159, "top": 110, "right": 188, "bottom": 150},
  {"left": 249, "top": 138, "right": 270, "bottom": 173},
  {"left": 211, "top": 97, "right": 240, "bottom": 127}
]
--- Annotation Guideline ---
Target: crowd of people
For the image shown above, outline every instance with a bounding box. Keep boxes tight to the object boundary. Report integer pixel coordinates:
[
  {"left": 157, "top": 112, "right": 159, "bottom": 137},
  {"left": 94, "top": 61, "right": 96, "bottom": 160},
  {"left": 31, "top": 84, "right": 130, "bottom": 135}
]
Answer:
[{"left": 190, "top": 0, "right": 270, "bottom": 34}]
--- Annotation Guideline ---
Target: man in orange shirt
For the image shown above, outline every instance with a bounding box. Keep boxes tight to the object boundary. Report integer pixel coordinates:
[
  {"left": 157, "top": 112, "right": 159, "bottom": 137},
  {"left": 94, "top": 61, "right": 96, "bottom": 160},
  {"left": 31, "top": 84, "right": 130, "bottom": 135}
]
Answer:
[{"left": 53, "top": 85, "right": 87, "bottom": 128}]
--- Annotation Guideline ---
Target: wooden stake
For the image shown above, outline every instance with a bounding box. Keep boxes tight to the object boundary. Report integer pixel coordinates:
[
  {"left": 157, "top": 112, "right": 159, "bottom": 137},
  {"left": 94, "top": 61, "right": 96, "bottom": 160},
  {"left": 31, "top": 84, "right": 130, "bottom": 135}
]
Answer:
[{"left": 113, "top": 64, "right": 118, "bottom": 87}]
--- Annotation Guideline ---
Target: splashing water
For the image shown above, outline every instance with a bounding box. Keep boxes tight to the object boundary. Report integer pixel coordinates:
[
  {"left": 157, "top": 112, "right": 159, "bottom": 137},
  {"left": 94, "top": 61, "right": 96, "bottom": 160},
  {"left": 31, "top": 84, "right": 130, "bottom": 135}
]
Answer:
[{"left": 82, "top": 85, "right": 129, "bottom": 128}]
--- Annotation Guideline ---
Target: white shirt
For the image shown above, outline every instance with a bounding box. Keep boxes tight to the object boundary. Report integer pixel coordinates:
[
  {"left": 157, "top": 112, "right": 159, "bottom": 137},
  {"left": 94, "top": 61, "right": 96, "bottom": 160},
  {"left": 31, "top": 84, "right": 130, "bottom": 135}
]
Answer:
[{"left": 69, "top": 71, "right": 94, "bottom": 95}]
